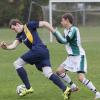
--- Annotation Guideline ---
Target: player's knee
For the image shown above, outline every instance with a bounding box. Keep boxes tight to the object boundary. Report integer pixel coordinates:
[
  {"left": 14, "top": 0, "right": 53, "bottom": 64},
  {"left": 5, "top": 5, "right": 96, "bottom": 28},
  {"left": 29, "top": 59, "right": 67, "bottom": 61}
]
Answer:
[
  {"left": 56, "top": 67, "right": 65, "bottom": 76},
  {"left": 13, "top": 60, "right": 21, "bottom": 69},
  {"left": 78, "top": 75, "right": 84, "bottom": 82},
  {"left": 42, "top": 67, "right": 53, "bottom": 78},
  {"left": 56, "top": 70, "right": 62, "bottom": 76},
  {"left": 13, "top": 61, "right": 17, "bottom": 68},
  {"left": 13, "top": 58, "right": 26, "bottom": 69}
]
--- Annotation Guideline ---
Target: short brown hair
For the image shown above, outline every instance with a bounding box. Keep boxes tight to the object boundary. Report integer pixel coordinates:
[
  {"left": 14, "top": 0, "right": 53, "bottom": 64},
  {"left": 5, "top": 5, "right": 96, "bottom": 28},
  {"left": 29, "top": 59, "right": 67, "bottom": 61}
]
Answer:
[
  {"left": 62, "top": 13, "right": 74, "bottom": 24},
  {"left": 9, "top": 19, "right": 22, "bottom": 28}
]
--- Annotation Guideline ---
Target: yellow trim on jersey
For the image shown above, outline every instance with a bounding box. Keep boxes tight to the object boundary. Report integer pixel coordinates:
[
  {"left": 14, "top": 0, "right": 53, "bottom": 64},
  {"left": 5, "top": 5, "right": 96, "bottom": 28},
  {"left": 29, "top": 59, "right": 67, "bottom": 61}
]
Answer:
[{"left": 24, "top": 24, "right": 33, "bottom": 43}]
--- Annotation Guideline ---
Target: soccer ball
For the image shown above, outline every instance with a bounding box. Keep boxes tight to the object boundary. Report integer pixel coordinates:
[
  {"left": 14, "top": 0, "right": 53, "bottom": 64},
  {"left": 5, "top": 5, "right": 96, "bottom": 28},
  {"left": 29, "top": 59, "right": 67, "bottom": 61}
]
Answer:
[{"left": 16, "top": 84, "right": 26, "bottom": 95}]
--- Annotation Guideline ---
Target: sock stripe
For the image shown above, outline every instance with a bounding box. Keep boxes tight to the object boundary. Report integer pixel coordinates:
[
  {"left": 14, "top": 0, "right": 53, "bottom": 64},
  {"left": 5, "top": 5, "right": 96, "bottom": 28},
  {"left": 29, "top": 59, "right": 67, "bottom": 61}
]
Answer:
[
  {"left": 70, "top": 81, "right": 73, "bottom": 85},
  {"left": 62, "top": 73, "right": 66, "bottom": 78},
  {"left": 86, "top": 80, "right": 90, "bottom": 85},
  {"left": 83, "top": 78, "right": 97, "bottom": 94},
  {"left": 59, "top": 73, "right": 66, "bottom": 78}
]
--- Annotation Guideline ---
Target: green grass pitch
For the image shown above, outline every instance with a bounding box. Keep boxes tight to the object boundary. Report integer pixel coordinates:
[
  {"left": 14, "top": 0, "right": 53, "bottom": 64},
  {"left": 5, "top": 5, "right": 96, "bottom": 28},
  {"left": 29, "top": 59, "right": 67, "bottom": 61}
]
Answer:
[{"left": 0, "top": 27, "right": 100, "bottom": 100}]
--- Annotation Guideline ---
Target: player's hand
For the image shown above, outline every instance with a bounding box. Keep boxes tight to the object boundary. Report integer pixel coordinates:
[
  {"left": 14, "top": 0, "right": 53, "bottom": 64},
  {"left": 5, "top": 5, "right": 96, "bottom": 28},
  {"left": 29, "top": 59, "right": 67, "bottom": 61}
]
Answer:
[{"left": 0, "top": 41, "right": 7, "bottom": 49}]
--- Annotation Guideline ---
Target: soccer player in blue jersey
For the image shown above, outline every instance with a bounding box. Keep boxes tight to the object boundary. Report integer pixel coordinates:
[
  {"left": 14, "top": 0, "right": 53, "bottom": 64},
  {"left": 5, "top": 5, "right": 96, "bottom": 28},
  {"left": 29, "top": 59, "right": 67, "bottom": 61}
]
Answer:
[
  {"left": 0, "top": 19, "right": 71, "bottom": 100},
  {"left": 52, "top": 13, "right": 100, "bottom": 99}
]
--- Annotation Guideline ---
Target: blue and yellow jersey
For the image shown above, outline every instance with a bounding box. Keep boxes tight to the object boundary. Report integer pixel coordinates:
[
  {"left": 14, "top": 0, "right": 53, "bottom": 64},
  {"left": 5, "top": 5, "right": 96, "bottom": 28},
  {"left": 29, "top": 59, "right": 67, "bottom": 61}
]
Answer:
[{"left": 16, "top": 21, "right": 45, "bottom": 49}]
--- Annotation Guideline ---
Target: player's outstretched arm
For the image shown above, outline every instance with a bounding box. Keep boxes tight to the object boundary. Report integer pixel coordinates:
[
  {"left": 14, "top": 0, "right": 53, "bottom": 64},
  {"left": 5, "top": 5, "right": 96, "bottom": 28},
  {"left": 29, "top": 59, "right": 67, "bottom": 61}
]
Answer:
[
  {"left": 52, "top": 29, "right": 68, "bottom": 44},
  {"left": 39, "top": 21, "right": 68, "bottom": 44},
  {"left": 39, "top": 21, "right": 55, "bottom": 33},
  {"left": 0, "top": 40, "right": 20, "bottom": 50}
]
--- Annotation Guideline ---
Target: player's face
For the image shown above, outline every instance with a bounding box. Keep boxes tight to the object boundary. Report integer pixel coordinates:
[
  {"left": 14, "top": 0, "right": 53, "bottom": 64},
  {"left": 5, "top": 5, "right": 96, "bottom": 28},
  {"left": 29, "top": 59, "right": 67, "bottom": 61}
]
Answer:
[
  {"left": 11, "top": 23, "right": 23, "bottom": 33},
  {"left": 61, "top": 18, "right": 68, "bottom": 28},
  {"left": 61, "top": 18, "right": 68, "bottom": 27}
]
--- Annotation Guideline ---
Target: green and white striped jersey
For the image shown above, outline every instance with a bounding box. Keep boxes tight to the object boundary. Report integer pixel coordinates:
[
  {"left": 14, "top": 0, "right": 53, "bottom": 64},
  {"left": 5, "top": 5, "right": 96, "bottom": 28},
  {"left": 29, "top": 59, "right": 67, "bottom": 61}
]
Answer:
[{"left": 64, "top": 26, "right": 85, "bottom": 56}]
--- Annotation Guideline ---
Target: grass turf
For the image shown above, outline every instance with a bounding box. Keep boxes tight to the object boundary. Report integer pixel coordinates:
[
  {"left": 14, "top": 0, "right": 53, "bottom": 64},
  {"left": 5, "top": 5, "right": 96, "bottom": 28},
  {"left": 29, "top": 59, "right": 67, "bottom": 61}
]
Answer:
[{"left": 0, "top": 26, "right": 100, "bottom": 100}]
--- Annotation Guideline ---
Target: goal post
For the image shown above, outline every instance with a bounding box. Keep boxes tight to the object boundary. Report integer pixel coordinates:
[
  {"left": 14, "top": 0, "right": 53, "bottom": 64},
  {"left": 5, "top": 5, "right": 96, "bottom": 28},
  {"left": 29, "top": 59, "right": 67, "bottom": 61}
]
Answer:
[{"left": 49, "top": 0, "right": 100, "bottom": 42}]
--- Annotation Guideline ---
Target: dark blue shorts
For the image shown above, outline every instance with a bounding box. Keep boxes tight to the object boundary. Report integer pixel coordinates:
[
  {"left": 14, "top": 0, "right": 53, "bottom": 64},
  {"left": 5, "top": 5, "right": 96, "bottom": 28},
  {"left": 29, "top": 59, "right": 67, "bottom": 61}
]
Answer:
[{"left": 21, "top": 45, "right": 51, "bottom": 71}]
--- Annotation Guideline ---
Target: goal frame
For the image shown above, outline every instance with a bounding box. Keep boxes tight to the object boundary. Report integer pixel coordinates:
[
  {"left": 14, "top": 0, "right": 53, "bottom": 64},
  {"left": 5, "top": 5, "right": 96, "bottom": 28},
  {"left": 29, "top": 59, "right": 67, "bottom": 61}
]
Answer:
[{"left": 49, "top": 0, "right": 100, "bottom": 42}]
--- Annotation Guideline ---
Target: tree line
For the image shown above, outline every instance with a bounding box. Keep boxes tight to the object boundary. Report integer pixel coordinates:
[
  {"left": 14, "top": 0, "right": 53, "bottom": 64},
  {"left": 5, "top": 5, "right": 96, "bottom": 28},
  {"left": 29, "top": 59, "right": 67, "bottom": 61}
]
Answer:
[{"left": 0, "top": 0, "right": 49, "bottom": 27}]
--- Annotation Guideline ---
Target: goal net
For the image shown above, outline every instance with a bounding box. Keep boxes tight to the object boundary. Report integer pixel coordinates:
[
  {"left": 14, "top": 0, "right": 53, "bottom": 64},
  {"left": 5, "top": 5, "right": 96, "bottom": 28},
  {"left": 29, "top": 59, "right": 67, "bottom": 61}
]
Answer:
[{"left": 49, "top": 0, "right": 100, "bottom": 42}]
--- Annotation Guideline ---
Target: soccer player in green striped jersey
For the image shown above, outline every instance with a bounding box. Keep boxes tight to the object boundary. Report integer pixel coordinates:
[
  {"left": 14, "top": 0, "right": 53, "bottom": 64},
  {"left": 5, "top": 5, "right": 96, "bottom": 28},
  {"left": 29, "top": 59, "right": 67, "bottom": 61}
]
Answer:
[{"left": 53, "top": 13, "right": 100, "bottom": 99}]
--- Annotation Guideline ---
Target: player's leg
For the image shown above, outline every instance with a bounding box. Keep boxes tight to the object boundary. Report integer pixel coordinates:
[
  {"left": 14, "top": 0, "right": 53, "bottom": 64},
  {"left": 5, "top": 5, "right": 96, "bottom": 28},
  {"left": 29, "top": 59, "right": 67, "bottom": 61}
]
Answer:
[
  {"left": 17, "top": 49, "right": 41, "bottom": 90},
  {"left": 56, "top": 65, "right": 78, "bottom": 92},
  {"left": 13, "top": 50, "right": 37, "bottom": 96},
  {"left": 35, "top": 46, "right": 71, "bottom": 99},
  {"left": 42, "top": 66, "right": 71, "bottom": 100},
  {"left": 42, "top": 66, "right": 66, "bottom": 91},
  {"left": 56, "top": 56, "right": 78, "bottom": 92},
  {"left": 78, "top": 73, "right": 97, "bottom": 93},
  {"left": 13, "top": 57, "right": 31, "bottom": 89},
  {"left": 78, "top": 73, "right": 100, "bottom": 99},
  {"left": 13, "top": 57, "right": 34, "bottom": 96},
  {"left": 34, "top": 46, "right": 68, "bottom": 93},
  {"left": 77, "top": 55, "right": 100, "bottom": 99},
  {"left": 35, "top": 60, "right": 71, "bottom": 99}
]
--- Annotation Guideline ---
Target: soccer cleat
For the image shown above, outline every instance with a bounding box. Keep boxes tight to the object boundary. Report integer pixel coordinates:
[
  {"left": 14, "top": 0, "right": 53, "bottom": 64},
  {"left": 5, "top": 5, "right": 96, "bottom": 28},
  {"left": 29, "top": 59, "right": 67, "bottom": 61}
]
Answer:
[
  {"left": 63, "top": 87, "right": 71, "bottom": 100},
  {"left": 95, "top": 92, "right": 100, "bottom": 99},
  {"left": 71, "top": 86, "right": 79, "bottom": 92},
  {"left": 19, "top": 88, "right": 27, "bottom": 97},
  {"left": 26, "top": 87, "right": 34, "bottom": 94},
  {"left": 19, "top": 87, "right": 34, "bottom": 97}
]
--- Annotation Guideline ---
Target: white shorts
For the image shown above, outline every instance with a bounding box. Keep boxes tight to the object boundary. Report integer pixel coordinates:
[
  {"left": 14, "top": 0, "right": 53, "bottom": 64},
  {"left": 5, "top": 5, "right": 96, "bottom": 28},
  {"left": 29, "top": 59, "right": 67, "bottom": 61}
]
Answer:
[{"left": 60, "top": 55, "right": 87, "bottom": 73}]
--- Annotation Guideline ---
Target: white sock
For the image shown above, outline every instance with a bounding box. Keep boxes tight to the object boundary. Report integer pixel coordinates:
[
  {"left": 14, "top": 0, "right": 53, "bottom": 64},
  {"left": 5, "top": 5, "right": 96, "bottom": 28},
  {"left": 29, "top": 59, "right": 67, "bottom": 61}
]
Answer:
[
  {"left": 59, "top": 73, "right": 72, "bottom": 84},
  {"left": 71, "top": 83, "right": 77, "bottom": 90},
  {"left": 59, "top": 73, "right": 77, "bottom": 91},
  {"left": 82, "top": 78, "right": 97, "bottom": 93}
]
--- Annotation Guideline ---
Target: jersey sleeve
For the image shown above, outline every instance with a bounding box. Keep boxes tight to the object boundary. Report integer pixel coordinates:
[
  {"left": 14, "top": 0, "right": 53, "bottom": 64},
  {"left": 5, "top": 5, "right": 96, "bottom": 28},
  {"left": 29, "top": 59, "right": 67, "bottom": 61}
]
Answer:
[
  {"left": 27, "top": 21, "right": 39, "bottom": 29},
  {"left": 16, "top": 34, "right": 22, "bottom": 42}
]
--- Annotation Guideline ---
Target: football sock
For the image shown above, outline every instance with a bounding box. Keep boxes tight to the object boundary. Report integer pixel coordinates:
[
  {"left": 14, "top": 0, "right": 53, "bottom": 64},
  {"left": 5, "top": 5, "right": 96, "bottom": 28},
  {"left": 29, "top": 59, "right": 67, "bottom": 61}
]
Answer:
[
  {"left": 82, "top": 78, "right": 97, "bottom": 93},
  {"left": 16, "top": 67, "right": 31, "bottom": 89},
  {"left": 59, "top": 73, "right": 73, "bottom": 85},
  {"left": 49, "top": 73, "right": 66, "bottom": 92}
]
